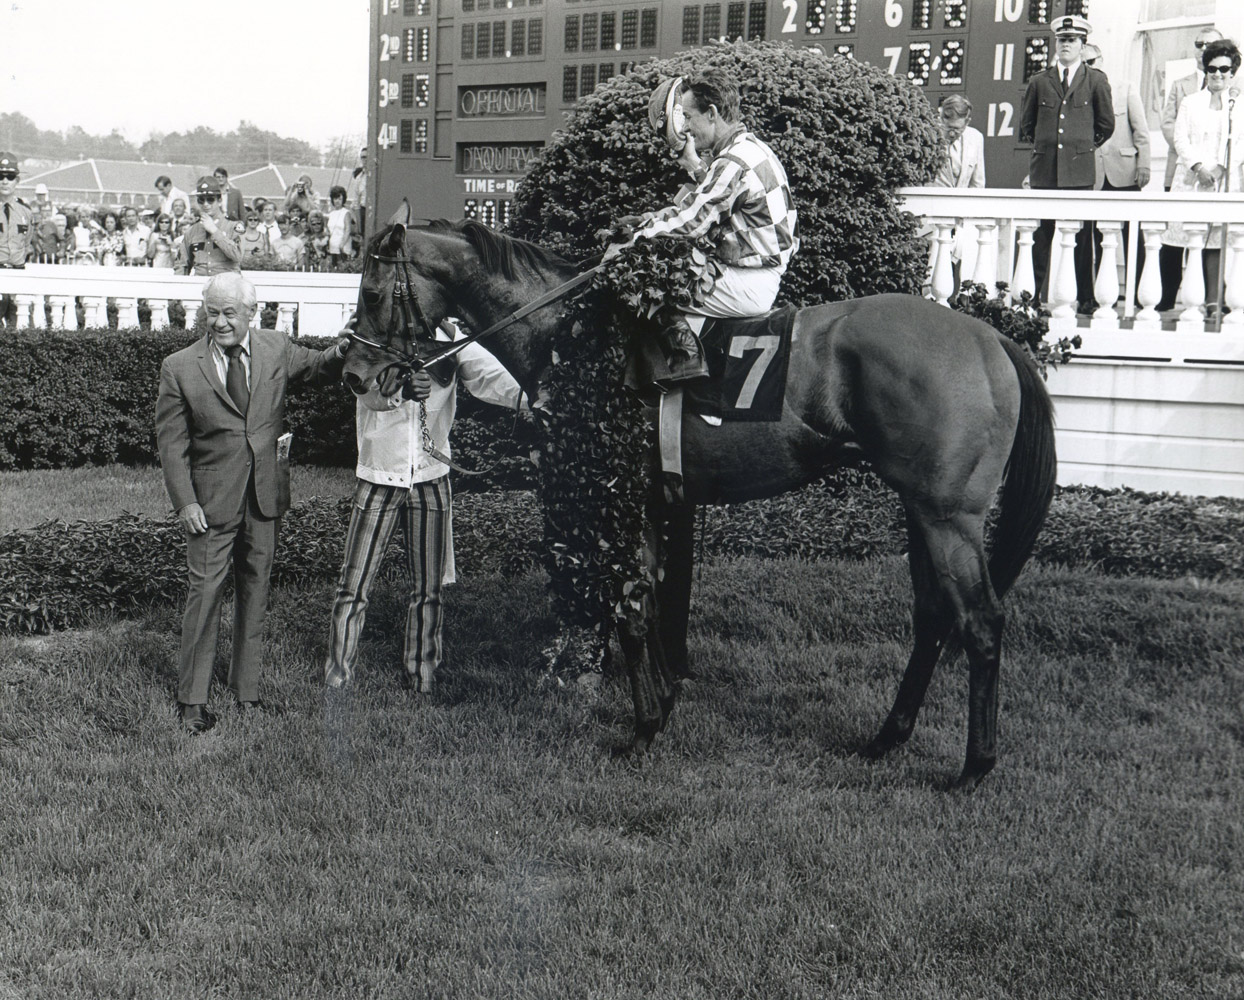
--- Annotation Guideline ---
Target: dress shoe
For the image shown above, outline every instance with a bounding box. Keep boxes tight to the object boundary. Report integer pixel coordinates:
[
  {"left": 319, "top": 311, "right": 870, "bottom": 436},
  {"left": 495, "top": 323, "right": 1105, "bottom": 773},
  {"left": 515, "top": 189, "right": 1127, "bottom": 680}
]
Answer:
[
  {"left": 178, "top": 702, "right": 216, "bottom": 735},
  {"left": 236, "top": 699, "right": 265, "bottom": 714}
]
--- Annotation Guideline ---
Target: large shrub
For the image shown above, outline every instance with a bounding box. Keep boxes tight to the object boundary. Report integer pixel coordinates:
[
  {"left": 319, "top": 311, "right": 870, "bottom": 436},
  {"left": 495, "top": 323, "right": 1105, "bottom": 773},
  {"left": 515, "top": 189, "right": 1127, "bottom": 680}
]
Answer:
[{"left": 508, "top": 40, "right": 943, "bottom": 305}]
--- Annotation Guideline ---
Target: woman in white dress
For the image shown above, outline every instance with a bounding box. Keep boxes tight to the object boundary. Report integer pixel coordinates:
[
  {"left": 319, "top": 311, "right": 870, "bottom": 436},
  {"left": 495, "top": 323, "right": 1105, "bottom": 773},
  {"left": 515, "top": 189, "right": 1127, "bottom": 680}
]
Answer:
[{"left": 1162, "top": 38, "right": 1244, "bottom": 313}]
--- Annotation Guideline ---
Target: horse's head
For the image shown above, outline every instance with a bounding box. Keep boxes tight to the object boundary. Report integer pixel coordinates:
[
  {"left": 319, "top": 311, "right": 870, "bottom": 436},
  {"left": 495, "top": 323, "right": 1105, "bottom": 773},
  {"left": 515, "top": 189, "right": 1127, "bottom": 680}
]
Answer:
[{"left": 343, "top": 204, "right": 454, "bottom": 397}]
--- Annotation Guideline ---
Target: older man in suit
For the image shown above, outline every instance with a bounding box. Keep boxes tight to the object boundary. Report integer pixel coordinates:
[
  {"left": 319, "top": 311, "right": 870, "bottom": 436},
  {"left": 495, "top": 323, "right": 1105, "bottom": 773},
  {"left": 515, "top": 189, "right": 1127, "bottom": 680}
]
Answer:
[
  {"left": 1157, "top": 25, "right": 1224, "bottom": 311},
  {"left": 156, "top": 272, "right": 348, "bottom": 733},
  {"left": 1018, "top": 14, "right": 1114, "bottom": 311}
]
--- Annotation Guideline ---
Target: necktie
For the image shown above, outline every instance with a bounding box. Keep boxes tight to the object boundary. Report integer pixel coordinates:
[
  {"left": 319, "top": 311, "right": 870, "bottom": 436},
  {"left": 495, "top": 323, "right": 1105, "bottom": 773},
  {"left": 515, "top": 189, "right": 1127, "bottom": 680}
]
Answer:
[
  {"left": 3, "top": 203, "right": 9, "bottom": 222},
  {"left": 1062, "top": 69, "right": 1069, "bottom": 91},
  {"left": 225, "top": 345, "right": 249, "bottom": 414}
]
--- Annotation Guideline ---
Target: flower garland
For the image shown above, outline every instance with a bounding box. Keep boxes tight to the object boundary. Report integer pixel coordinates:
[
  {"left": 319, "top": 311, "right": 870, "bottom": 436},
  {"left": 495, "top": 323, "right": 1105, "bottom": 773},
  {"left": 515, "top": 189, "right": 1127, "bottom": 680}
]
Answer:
[{"left": 535, "top": 235, "right": 715, "bottom": 636}]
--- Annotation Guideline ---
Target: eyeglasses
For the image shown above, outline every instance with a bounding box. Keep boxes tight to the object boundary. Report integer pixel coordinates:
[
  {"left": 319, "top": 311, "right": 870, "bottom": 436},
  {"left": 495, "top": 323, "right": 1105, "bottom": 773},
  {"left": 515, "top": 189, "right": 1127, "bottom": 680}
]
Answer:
[
  {"left": 1195, "top": 40, "right": 1215, "bottom": 49},
  {"left": 196, "top": 194, "right": 218, "bottom": 203},
  {"left": 0, "top": 172, "right": 17, "bottom": 180},
  {"left": 1205, "top": 65, "right": 1234, "bottom": 75}
]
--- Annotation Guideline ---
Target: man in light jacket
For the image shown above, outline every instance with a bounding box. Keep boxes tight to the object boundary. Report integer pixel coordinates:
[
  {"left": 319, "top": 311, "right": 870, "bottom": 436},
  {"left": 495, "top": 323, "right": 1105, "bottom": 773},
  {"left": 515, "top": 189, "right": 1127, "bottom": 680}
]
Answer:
[
  {"left": 323, "top": 321, "right": 521, "bottom": 694},
  {"left": 1090, "top": 45, "right": 1151, "bottom": 297}
]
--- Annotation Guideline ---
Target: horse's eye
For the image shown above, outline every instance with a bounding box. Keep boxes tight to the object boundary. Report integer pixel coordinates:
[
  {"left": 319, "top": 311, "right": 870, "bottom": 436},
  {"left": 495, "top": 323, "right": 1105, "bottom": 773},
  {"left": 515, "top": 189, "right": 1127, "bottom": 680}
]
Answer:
[{"left": 361, "top": 289, "right": 381, "bottom": 308}]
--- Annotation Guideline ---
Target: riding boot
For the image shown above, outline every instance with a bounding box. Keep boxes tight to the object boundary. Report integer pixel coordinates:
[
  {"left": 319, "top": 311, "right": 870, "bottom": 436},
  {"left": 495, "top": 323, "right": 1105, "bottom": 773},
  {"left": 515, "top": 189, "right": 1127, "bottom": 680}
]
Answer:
[{"left": 657, "top": 315, "right": 709, "bottom": 388}]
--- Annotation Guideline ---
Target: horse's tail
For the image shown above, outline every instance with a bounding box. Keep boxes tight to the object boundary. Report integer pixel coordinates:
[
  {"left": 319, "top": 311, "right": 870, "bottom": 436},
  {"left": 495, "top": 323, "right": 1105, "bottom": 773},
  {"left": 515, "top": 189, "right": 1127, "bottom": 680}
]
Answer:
[{"left": 988, "top": 337, "right": 1057, "bottom": 599}]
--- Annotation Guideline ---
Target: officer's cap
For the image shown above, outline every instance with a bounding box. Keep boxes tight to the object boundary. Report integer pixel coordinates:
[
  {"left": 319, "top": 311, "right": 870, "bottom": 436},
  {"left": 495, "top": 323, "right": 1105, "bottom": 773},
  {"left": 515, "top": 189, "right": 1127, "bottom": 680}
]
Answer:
[
  {"left": 0, "top": 152, "right": 19, "bottom": 174},
  {"left": 194, "top": 176, "right": 222, "bottom": 197},
  {"left": 1052, "top": 15, "right": 1091, "bottom": 39}
]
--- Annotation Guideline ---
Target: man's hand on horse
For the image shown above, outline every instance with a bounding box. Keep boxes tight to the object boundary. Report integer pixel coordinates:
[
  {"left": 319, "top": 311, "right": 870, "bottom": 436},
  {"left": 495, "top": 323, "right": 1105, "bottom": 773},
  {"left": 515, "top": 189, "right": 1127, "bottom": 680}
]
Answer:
[
  {"left": 177, "top": 502, "right": 208, "bottom": 536},
  {"left": 401, "top": 370, "right": 432, "bottom": 401}
]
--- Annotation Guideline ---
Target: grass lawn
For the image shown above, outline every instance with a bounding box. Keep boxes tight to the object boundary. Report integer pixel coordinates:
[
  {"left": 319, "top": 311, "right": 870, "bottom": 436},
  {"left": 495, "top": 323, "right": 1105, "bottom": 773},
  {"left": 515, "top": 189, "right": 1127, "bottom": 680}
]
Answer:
[{"left": 2, "top": 550, "right": 1241, "bottom": 999}]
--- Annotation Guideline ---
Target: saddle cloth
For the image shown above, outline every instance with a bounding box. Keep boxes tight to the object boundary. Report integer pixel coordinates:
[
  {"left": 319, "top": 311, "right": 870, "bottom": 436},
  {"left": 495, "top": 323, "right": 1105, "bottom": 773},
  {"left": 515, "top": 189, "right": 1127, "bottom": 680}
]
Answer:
[
  {"left": 627, "top": 306, "right": 796, "bottom": 422},
  {"left": 689, "top": 306, "right": 795, "bottom": 422}
]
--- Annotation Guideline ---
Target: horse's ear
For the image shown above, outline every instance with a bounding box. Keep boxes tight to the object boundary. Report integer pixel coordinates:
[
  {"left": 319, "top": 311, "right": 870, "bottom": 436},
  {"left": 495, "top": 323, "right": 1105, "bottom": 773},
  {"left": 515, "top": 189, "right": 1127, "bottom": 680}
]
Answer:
[
  {"left": 383, "top": 223, "right": 406, "bottom": 253},
  {"left": 387, "top": 199, "right": 411, "bottom": 227}
]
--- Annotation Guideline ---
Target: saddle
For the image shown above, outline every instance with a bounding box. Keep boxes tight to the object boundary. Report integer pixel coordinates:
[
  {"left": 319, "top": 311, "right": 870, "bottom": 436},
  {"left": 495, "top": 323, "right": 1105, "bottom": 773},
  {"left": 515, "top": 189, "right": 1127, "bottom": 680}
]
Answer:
[{"left": 641, "top": 306, "right": 798, "bottom": 503}]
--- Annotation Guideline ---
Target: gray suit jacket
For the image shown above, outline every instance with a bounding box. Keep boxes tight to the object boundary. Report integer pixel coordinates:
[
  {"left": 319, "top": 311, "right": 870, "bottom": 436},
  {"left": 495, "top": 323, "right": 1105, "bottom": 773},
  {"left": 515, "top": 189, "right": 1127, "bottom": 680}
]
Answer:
[
  {"left": 1097, "top": 84, "right": 1151, "bottom": 189},
  {"left": 156, "top": 329, "right": 343, "bottom": 524}
]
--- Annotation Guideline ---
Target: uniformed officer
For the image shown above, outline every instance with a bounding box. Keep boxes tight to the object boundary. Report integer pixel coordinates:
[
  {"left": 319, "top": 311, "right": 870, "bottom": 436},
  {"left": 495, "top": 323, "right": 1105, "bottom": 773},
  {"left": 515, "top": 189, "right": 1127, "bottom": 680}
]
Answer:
[
  {"left": 0, "top": 151, "right": 35, "bottom": 328},
  {"left": 180, "top": 176, "right": 242, "bottom": 277},
  {"left": 1018, "top": 15, "right": 1114, "bottom": 311}
]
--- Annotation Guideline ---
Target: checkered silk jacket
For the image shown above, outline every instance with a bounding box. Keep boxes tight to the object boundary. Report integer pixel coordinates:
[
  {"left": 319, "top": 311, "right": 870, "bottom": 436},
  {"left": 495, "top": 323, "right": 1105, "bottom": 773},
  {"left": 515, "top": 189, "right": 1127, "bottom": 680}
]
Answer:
[{"left": 637, "top": 127, "right": 799, "bottom": 270}]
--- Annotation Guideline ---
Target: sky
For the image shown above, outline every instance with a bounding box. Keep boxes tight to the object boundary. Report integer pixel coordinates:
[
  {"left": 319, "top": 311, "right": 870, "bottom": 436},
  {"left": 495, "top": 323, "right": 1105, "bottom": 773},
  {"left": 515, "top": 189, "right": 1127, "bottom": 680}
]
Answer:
[{"left": 1, "top": 0, "right": 370, "bottom": 152}]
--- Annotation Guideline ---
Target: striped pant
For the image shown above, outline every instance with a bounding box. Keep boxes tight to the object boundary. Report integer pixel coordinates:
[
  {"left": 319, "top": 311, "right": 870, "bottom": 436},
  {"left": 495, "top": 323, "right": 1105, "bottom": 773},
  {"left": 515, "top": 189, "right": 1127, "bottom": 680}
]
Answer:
[{"left": 324, "top": 477, "right": 451, "bottom": 691}]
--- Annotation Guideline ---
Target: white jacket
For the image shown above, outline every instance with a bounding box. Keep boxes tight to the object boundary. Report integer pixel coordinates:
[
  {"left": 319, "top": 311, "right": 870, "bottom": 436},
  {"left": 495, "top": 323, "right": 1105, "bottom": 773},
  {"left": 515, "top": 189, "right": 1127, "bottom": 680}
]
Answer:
[{"left": 355, "top": 333, "right": 521, "bottom": 488}]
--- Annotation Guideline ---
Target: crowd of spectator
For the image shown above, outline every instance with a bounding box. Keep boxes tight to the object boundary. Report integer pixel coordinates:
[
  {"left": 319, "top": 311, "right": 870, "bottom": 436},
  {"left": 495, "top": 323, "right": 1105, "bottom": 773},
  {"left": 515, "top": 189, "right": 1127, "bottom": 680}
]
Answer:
[{"left": 15, "top": 155, "right": 367, "bottom": 275}]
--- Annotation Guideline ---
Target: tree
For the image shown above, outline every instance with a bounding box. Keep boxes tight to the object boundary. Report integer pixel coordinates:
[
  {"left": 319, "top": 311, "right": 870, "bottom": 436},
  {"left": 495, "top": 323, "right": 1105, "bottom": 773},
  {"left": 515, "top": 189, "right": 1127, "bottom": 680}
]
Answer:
[{"left": 508, "top": 40, "right": 944, "bottom": 305}]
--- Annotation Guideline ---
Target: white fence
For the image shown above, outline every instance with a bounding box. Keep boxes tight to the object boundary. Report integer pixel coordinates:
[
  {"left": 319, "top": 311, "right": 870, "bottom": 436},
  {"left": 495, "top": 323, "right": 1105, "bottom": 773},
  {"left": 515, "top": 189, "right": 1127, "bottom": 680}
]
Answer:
[
  {"left": 0, "top": 265, "right": 361, "bottom": 339},
  {"left": 901, "top": 187, "right": 1244, "bottom": 498}
]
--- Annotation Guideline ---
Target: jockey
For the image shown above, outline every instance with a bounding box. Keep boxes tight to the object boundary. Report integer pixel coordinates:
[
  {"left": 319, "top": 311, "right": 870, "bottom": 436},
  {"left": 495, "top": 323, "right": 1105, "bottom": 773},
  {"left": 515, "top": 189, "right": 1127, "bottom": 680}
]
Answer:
[{"left": 606, "top": 71, "right": 799, "bottom": 386}]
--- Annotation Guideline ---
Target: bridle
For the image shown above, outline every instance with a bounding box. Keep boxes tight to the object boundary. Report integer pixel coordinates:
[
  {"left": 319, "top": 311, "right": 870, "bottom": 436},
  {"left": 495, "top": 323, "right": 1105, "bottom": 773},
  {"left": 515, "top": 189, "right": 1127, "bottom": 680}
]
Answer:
[{"left": 348, "top": 241, "right": 441, "bottom": 386}]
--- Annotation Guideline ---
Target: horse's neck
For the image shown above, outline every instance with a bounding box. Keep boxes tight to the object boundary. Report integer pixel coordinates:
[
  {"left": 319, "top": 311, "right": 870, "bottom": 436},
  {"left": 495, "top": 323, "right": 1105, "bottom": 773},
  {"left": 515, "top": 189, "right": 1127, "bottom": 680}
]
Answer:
[{"left": 450, "top": 266, "right": 572, "bottom": 391}]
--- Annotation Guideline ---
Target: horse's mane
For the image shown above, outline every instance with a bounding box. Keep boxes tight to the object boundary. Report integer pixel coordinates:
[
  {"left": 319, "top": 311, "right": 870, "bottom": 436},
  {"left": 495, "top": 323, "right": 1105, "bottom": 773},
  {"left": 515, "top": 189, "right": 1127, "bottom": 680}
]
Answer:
[{"left": 425, "top": 218, "right": 570, "bottom": 281}]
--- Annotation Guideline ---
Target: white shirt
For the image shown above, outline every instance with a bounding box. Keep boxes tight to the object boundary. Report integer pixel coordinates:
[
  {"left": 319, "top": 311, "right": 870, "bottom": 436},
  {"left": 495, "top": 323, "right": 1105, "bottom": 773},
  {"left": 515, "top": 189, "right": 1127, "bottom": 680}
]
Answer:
[
  {"left": 209, "top": 331, "right": 251, "bottom": 390},
  {"left": 355, "top": 334, "right": 520, "bottom": 488},
  {"left": 161, "top": 186, "right": 191, "bottom": 218}
]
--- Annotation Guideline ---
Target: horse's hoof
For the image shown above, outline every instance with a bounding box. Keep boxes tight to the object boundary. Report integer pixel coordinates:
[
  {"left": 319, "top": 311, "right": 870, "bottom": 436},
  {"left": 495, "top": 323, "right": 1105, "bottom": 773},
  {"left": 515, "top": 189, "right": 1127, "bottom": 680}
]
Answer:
[
  {"left": 859, "top": 727, "right": 909, "bottom": 760},
  {"left": 611, "top": 734, "right": 652, "bottom": 759},
  {"left": 951, "top": 756, "right": 996, "bottom": 792}
]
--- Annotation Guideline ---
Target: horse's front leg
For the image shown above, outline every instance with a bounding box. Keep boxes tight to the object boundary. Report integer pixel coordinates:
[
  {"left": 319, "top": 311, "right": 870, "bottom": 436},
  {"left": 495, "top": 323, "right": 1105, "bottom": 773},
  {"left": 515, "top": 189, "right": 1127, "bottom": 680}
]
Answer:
[
  {"left": 615, "top": 521, "right": 680, "bottom": 754},
  {"left": 656, "top": 502, "right": 696, "bottom": 683}
]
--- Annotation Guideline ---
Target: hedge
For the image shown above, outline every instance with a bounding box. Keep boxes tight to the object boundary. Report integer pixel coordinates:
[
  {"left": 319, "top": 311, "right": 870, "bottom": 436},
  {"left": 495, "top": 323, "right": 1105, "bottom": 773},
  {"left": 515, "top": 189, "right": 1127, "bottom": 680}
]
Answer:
[
  {"left": 3, "top": 477, "right": 1241, "bottom": 635},
  {"left": 0, "top": 328, "right": 534, "bottom": 487}
]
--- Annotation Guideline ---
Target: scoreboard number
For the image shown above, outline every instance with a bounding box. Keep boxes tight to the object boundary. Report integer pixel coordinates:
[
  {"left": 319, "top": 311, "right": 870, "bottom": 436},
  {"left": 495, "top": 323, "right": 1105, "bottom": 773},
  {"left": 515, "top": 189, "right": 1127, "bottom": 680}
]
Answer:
[
  {"left": 377, "top": 123, "right": 398, "bottom": 149},
  {"left": 885, "top": 0, "right": 903, "bottom": 28},
  {"left": 994, "top": 0, "right": 1022, "bottom": 21},
  {"left": 378, "top": 33, "right": 402, "bottom": 61},
  {"left": 781, "top": 0, "right": 798, "bottom": 33},
  {"left": 987, "top": 102, "right": 1015, "bottom": 138},
  {"left": 993, "top": 43, "right": 1015, "bottom": 81}
]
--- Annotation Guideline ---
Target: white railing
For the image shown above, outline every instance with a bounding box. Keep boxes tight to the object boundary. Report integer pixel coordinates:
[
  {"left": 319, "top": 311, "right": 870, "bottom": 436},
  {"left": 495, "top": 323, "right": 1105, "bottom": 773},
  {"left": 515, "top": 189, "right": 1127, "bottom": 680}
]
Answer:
[
  {"left": 901, "top": 187, "right": 1244, "bottom": 498},
  {"left": 0, "top": 264, "right": 361, "bottom": 339}
]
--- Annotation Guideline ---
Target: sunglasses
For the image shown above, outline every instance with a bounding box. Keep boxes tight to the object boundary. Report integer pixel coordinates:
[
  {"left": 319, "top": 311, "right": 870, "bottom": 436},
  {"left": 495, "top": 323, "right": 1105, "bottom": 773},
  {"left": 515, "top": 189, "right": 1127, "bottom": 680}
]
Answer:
[
  {"left": 196, "top": 194, "right": 218, "bottom": 203},
  {"left": 1205, "top": 65, "right": 1234, "bottom": 75},
  {"left": 1084, "top": 58, "right": 1098, "bottom": 66},
  {"left": 0, "top": 172, "right": 18, "bottom": 180},
  {"left": 1195, "top": 40, "right": 1215, "bottom": 49}
]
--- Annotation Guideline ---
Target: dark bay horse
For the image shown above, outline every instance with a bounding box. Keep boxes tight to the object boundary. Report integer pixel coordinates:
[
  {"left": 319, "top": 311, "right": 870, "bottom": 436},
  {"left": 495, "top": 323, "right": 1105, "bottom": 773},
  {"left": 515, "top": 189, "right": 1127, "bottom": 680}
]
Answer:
[{"left": 343, "top": 218, "right": 1057, "bottom": 789}]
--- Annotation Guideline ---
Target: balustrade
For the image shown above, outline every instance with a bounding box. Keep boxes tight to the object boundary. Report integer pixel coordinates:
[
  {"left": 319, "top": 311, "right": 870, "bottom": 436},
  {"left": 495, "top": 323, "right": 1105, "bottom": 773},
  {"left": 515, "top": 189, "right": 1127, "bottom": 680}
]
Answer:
[
  {"left": 901, "top": 187, "right": 1244, "bottom": 341},
  {"left": 0, "top": 263, "right": 361, "bottom": 338}
]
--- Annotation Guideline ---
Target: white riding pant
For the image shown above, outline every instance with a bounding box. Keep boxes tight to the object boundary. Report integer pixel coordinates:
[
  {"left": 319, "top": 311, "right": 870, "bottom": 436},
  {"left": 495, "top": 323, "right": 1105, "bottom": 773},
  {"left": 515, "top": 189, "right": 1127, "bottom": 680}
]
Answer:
[{"left": 687, "top": 264, "right": 783, "bottom": 326}]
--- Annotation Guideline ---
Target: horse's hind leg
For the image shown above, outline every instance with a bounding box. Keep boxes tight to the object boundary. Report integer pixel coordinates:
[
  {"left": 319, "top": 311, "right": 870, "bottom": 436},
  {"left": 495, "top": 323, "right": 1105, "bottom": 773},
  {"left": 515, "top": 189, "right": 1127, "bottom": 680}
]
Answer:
[
  {"left": 912, "top": 509, "right": 1006, "bottom": 789},
  {"left": 862, "top": 510, "right": 956, "bottom": 759}
]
